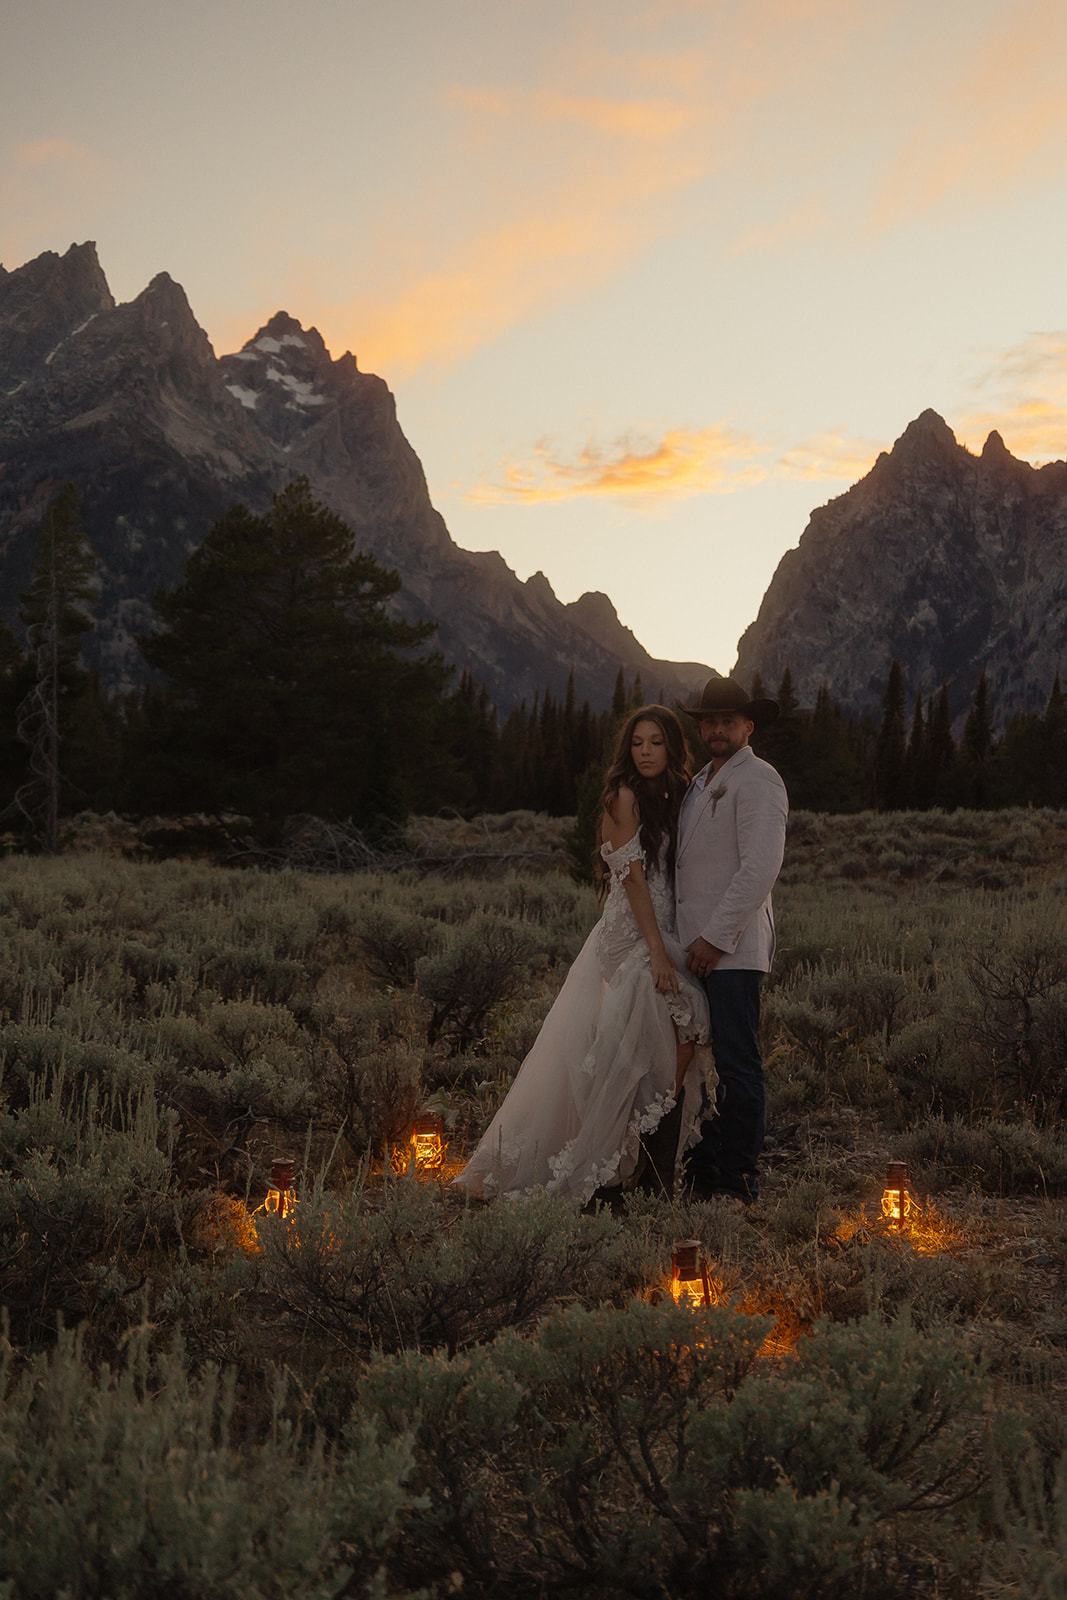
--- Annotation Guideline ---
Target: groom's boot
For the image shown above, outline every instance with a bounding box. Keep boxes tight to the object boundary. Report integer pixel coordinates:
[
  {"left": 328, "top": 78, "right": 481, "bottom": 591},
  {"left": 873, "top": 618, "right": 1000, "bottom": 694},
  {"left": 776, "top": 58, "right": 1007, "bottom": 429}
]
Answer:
[{"left": 638, "top": 1099, "right": 684, "bottom": 1200}]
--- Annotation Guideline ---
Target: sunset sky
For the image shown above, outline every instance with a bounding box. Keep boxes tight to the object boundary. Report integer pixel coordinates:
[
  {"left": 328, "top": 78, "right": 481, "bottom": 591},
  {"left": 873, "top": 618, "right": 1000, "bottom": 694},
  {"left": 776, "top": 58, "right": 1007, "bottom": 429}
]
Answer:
[{"left": 4, "top": 0, "right": 1067, "bottom": 675}]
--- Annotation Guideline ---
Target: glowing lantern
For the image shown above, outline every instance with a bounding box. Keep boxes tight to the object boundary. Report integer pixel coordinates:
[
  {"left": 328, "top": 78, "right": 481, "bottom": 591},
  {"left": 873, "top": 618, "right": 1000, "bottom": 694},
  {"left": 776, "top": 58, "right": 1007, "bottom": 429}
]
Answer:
[
  {"left": 258, "top": 1156, "right": 299, "bottom": 1219},
  {"left": 411, "top": 1113, "right": 445, "bottom": 1171},
  {"left": 671, "top": 1238, "right": 713, "bottom": 1308},
  {"left": 880, "top": 1160, "right": 919, "bottom": 1230}
]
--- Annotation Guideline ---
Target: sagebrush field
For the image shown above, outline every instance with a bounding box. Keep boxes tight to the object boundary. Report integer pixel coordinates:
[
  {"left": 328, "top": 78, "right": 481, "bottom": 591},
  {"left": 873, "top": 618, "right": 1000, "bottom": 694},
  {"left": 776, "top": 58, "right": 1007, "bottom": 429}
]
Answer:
[{"left": 2, "top": 807, "right": 1066, "bottom": 1599}]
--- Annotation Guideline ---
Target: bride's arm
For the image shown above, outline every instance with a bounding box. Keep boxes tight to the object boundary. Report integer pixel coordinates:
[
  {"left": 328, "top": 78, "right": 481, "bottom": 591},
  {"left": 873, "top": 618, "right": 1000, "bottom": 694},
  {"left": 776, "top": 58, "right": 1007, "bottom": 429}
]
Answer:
[{"left": 602, "top": 789, "right": 680, "bottom": 996}]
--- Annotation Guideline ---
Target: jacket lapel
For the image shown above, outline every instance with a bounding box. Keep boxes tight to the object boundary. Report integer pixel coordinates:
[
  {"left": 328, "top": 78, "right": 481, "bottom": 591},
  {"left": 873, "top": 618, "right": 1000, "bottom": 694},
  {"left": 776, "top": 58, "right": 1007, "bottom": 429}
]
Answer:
[
  {"left": 677, "top": 747, "right": 755, "bottom": 859},
  {"left": 678, "top": 765, "right": 715, "bottom": 859}
]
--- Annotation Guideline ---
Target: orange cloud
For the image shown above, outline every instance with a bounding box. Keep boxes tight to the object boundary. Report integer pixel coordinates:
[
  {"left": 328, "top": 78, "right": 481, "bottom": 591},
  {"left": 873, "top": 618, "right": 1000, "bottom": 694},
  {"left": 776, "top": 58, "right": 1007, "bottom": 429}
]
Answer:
[
  {"left": 286, "top": 1, "right": 859, "bottom": 377},
  {"left": 467, "top": 426, "right": 768, "bottom": 506},
  {"left": 307, "top": 104, "right": 707, "bottom": 376},
  {"left": 956, "top": 332, "right": 1067, "bottom": 463},
  {"left": 467, "top": 417, "right": 884, "bottom": 508},
  {"left": 327, "top": 208, "right": 636, "bottom": 377}
]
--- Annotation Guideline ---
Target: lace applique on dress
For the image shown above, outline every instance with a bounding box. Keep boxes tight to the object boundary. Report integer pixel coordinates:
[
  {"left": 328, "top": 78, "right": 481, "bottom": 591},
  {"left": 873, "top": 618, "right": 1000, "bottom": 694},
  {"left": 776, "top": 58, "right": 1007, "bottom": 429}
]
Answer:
[{"left": 600, "top": 833, "right": 644, "bottom": 883}]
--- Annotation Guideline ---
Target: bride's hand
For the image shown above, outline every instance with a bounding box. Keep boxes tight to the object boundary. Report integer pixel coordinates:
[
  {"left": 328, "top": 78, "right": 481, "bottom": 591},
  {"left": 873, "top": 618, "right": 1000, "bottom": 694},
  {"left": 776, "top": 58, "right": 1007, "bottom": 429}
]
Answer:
[{"left": 651, "top": 950, "right": 680, "bottom": 996}]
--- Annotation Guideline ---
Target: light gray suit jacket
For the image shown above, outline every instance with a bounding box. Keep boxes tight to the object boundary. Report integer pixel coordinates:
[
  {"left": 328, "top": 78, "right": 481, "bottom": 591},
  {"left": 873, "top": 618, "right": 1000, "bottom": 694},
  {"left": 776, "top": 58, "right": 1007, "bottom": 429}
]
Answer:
[{"left": 675, "top": 745, "right": 788, "bottom": 972}]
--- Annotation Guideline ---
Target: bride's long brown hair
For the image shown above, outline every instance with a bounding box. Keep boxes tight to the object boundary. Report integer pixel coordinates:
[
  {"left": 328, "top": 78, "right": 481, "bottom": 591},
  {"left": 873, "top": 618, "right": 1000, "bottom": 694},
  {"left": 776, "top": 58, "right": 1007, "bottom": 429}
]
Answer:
[{"left": 596, "top": 705, "right": 692, "bottom": 894}]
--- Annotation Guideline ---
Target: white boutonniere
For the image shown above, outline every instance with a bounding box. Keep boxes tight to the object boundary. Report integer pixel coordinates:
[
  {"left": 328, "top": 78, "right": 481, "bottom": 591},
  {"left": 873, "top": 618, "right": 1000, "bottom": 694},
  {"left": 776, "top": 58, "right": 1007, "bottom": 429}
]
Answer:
[{"left": 709, "top": 782, "right": 728, "bottom": 815}]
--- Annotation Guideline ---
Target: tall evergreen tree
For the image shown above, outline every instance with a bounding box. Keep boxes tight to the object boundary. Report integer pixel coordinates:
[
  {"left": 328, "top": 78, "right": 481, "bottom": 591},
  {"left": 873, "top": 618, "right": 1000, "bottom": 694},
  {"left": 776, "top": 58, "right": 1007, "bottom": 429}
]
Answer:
[
  {"left": 927, "top": 682, "right": 956, "bottom": 807},
  {"left": 961, "top": 668, "right": 994, "bottom": 806},
  {"left": 14, "top": 484, "right": 99, "bottom": 851},
  {"left": 610, "top": 668, "right": 627, "bottom": 720},
  {"left": 1042, "top": 676, "right": 1067, "bottom": 805},
  {"left": 874, "top": 659, "right": 908, "bottom": 810},
  {"left": 753, "top": 665, "right": 805, "bottom": 794},
  {"left": 133, "top": 479, "right": 450, "bottom": 823},
  {"left": 0, "top": 621, "right": 28, "bottom": 811},
  {"left": 905, "top": 690, "right": 927, "bottom": 807},
  {"left": 798, "top": 683, "right": 867, "bottom": 811}
]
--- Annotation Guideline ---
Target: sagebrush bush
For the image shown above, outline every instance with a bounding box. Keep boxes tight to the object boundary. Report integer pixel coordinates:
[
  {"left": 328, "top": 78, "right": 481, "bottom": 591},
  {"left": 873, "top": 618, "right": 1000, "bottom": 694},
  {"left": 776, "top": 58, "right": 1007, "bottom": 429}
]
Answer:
[
  {"left": 357, "top": 1302, "right": 997, "bottom": 1600},
  {"left": 415, "top": 912, "right": 544, "bottom": 1050},
  {"left": 0, "top": 1325, "right": 420, "bottom": 1600},
  {"left": 257, "top": 1177, "right": 632, "bottom": 1357},
  {"left": 3, "top": 814, "right": 1067, "bottom": 1598}
]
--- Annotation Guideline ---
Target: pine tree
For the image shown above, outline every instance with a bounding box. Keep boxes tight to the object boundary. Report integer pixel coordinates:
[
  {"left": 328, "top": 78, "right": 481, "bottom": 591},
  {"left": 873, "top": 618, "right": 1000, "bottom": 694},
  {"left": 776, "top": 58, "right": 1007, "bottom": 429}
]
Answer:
[
  {"left": 754, "top": 665, "right": 803, "bottom": 791},
  {"left": 927, "top": 682, "right": 956, "bottom": 807},
  {"left": 775, "top": 666, "right": 800, "bottom": 717},
  {"left": 874, "top": 660, "right": 908, "bottom": 810},
  {"left": 0, "top": 620, "right": 28, "bottom": 813},
  {"left": 14, "top": 485, "right": 98, "bottom": 850},
  {"left": 961, "top": 668, "right": 994, "bottom": 806},
  {"left": 905, "top": 690, "right": 927, "bottom": 807},
  {"left": 803, "top": 684, "right": 866, "bottom": 811},
  {"left": 1043, "top": 676, "right": 1067, "bottom": 805},
  {"left": 611, "top": 668, "right": 627, "bottom": 720},
  {"left": 134, "top": 479, "right": 449, "bottom": 823}
]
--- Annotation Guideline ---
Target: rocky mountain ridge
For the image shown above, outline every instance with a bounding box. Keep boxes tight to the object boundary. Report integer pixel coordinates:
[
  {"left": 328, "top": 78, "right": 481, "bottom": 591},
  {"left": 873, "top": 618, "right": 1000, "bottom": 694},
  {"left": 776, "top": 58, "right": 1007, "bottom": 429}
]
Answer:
[
  {"left": 0, "top": 243, "right": 711, "bottom": 711},
  {"left": 734, "top": 409, "right": 1067, "bottom": 725}
]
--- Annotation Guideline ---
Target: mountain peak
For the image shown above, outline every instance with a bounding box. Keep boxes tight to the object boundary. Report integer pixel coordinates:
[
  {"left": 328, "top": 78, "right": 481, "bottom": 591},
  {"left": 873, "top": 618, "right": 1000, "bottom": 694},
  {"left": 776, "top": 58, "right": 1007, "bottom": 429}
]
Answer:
[
  {"left": 735, "top": 401, "right": 1067, "bottom": 726},
  {"left": 894, "top": 408, "right": 960, "bottom": 457},
  {"left": 0, "top": 241, "right": 712, "bottom": 712},
  {"left": 0, "top": 239, "right": 114, "bottom": 387}
]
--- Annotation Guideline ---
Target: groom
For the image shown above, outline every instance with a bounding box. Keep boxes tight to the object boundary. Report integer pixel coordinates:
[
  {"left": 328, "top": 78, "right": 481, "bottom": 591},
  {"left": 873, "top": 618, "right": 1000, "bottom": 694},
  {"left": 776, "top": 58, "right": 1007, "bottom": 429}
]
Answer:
[{"left": 675, "top": 678, "right": 788, "bottom": 1205}]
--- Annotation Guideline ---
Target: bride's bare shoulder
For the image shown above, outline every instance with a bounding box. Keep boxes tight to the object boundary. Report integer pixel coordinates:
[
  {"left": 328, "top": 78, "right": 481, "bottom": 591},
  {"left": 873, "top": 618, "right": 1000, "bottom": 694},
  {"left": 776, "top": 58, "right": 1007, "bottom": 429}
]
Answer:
[{"left": 602, "top": 785, "right": 640, "bottom": 849}]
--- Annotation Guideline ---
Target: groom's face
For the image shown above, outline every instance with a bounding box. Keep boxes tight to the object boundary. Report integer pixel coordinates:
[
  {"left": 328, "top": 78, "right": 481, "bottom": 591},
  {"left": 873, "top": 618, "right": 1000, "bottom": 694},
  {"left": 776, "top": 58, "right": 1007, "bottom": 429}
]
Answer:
[{"left": 699, "top": 711, "right": 753, "bottom": 767}]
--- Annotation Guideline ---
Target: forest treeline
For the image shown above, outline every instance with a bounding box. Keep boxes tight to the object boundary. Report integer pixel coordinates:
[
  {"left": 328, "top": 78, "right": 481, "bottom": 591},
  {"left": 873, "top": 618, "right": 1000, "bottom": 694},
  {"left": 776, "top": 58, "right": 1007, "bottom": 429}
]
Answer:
[{"left": 1, "top": 481, "right": 1065, "bottom": 850}]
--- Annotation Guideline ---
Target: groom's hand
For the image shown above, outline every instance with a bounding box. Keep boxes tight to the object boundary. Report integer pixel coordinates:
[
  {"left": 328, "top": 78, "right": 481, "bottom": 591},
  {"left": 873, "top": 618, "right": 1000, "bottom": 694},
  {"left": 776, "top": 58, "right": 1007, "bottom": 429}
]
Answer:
[{"left": 686, "top": 937, "right": 722, "bottom": 978}]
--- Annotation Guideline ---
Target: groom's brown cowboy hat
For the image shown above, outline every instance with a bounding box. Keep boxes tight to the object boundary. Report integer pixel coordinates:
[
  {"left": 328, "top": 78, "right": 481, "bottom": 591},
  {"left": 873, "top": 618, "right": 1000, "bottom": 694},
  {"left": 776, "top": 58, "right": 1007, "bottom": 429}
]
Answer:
[{"left": 677, "top": 677, "right": 780, "bottom": 729}]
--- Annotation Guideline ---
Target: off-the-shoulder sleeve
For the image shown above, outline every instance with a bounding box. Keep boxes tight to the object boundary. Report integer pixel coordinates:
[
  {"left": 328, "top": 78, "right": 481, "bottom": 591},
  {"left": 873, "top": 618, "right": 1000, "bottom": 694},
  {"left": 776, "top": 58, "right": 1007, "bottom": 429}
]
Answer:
[{"left": 599, "top": 834, "right": 645, "bottom": 883}]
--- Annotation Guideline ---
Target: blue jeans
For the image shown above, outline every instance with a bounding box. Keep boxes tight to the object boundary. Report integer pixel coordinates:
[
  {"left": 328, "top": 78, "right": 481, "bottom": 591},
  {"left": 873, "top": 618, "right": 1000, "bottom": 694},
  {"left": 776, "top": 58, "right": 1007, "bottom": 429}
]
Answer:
[{"left": 686, "top": 969, "right": 765, "bottom": 1202}]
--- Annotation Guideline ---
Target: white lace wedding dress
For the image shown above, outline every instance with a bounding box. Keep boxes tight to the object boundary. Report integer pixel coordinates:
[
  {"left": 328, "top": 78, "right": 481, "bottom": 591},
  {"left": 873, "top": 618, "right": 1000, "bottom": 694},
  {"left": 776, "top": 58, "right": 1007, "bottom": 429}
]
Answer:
[{"left": 454, "top": 834, "right": 716, "bottom": 1205}]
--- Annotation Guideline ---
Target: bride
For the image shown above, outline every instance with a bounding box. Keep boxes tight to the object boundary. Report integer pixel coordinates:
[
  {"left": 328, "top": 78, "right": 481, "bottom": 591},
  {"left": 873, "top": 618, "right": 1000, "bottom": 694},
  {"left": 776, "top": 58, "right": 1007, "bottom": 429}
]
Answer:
[{"left": 454, "top": 705, "right": 714, "bottom": 1206}]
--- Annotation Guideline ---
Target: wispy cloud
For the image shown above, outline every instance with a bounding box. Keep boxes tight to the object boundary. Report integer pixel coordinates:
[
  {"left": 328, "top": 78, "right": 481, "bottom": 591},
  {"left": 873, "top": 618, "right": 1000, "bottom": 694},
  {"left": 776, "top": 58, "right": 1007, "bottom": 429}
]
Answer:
[
  {"left": 468, "top": 426, "right": 766, "bottom": 505},
  {"left": 294, "top": 2, "right": 858, "bottom": 376},
  {"left": 14, "top": 137, "right": 88, "bottom": 167},
  {"left": 467, "top": 419, "right": 878, "bottom": 506},
  {"left": 773, "top": 428, "right": 880, "bottom": 481},
  {"left": 450, "top": 84, "right": 705, "bottom": 140},
  {"left": 320, "top": 73, "right": 712, "bottom": 376},
  {"left": 732, "top": 195, "right": 828, "bottom": 255},
  {"left": 0, "top": 138, "right": 108, "bottom": 261},
  {"left": 957, "top": 331, "right": 1067, "bottom": 463},
  {"left": 871, "top": 0, "right": 1067, "bottom": 226},
  {"left": 325, "top": 207, "right": 644, "bottom": 377}
]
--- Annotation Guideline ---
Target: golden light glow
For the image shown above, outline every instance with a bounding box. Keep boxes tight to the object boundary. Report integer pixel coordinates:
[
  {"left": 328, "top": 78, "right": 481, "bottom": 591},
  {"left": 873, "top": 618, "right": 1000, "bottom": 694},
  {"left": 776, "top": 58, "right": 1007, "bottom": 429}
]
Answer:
[
  {"left": 411, "top": 1113, "right": 446, "bottom": 1171},
  {"left": 670, "top": 1238, "right": 715, "bottom": 1308},
  {"left": 385, "top": 1113, "right": 466, "bottom": 1180},
  {"left": 253, "top": 1157, "right": 299, "bottom": 1222},
  {"left": 880, "top": 1160, "right": 919, "bottom": 1232}
]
